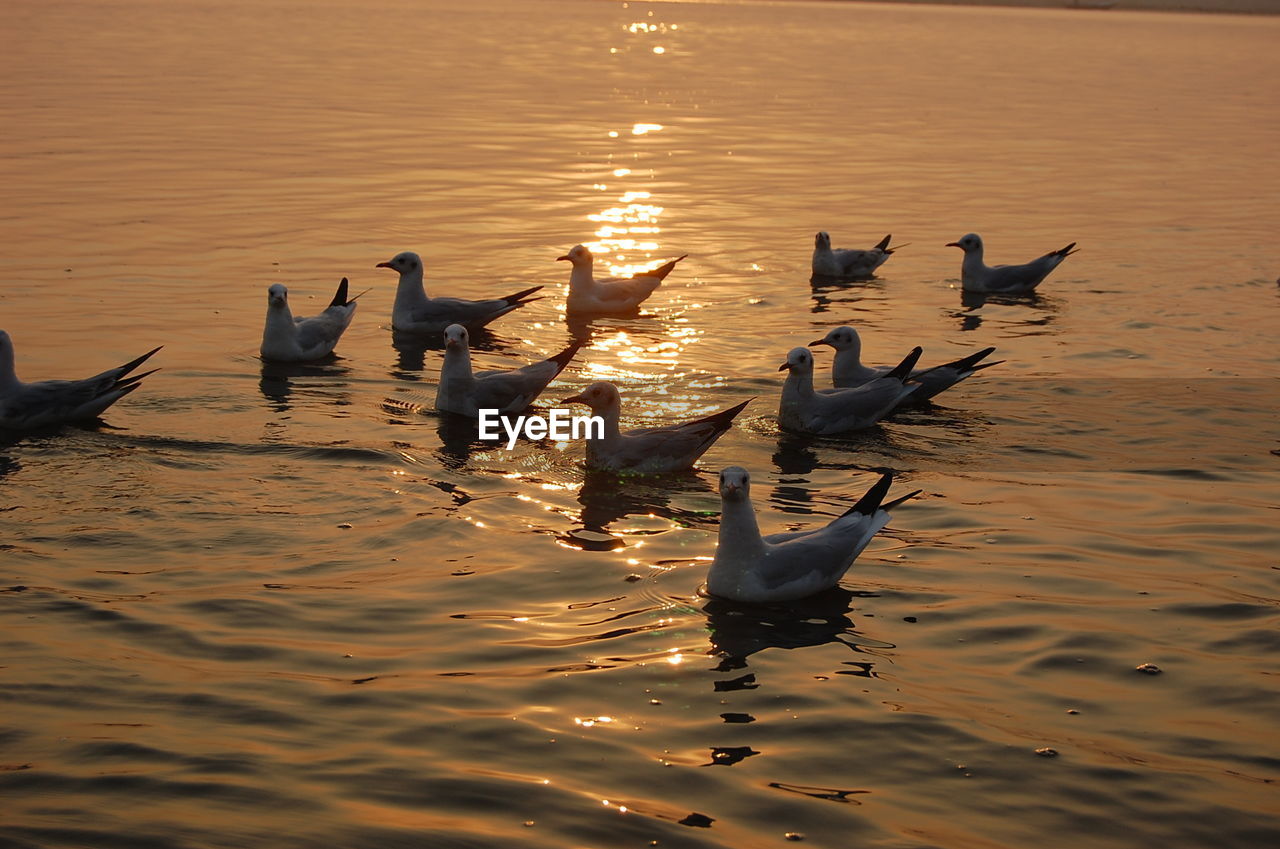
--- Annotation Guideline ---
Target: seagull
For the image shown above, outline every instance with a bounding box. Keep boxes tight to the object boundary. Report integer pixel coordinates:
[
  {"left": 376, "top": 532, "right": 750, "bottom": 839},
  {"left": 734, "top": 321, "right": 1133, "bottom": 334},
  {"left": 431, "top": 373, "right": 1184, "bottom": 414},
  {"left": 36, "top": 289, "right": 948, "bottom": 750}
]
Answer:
[
  {"left": 809, "top": 326, "right": 1001, "bottom": 403},
  {"left": 811, "top": 232, "right": 898, "bottom": 280},
  {"left": 376, "top": 251, "right": 542, "bottom": 334},
  {"left": 260, "top": 278, "right": 361, "bottom": 362},
  {"left": 436, "top": 323, "right": 582, "bottom": 417},
  {"left": 778, "top": 346, "right": 921, "bottom": 435},
  {"left": 560, "top": 381, "right": 751, "bottom": 474},
  {"left": 705, "top": 467, "right": 920, "bottom": 603},
  {"left": 556, "top": 244, "right": 687, "bottom": 314},
  {"left": 946, "top": 233, "right": 1078, "bottom": 293},
  {"left": 0, "top": 330, "right": 161, "bottom": 431}
]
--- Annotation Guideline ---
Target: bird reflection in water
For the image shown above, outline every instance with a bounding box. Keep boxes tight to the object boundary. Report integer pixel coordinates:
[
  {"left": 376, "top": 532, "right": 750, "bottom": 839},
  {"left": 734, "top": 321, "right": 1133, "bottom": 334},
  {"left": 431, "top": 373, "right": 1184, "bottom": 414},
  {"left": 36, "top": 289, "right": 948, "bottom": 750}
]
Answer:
[
  {"left": 953, "top": 289, "right": 1060, "bottom": 333},
  {"left": 808, "top": 277, "right": 881, "bottom": 315},
  {"left": 563, "top": 469, "right": 716, "bottom": 549},
  {"left": 701, "top": 587, "right": 894, "bottom": 671},
  {"left": 258, "top": 360, "right": 351, "bottom": 413}
]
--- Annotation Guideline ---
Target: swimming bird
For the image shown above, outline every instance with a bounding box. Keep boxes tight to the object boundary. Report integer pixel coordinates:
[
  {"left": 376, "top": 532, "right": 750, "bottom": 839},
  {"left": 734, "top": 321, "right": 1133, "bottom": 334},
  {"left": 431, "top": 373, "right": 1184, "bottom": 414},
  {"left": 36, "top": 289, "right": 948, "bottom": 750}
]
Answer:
[
  {"left": 260, "top": 278, "right": 360, "bottom": 362},
  {"left": 811, "top": 232, "right": 897, "bottom": 280},
  {"left": 557, "top": 244, "right": 687, "bottom": 314},
  {"left": 706, "top": 467, "right": 919, "bottom": 603},
  {"left": 946, "top": 233, "right": 1077, "bottom": 293},
  {"left": 0, "top": 330, "right": 161, "bottom": 431},
  {"left": 377, "top": 251, "right": 542, "bottom": 334},
  {"left": 778, "top": 346, "right": 921, "bottom": 435},
  {"left": 436, "top": 323, "right": 581, "bottom": 418},
  {"left": 809, "top": 326, "right": 1001, "bottom": 403},
  {"left": 560, "top": 381, "right": 751, "bottom": 474}
]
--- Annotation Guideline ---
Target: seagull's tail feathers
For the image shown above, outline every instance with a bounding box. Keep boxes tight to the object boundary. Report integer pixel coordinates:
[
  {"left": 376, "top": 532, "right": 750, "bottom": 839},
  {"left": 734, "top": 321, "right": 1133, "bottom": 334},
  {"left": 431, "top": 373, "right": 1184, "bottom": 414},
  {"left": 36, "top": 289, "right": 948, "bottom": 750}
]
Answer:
[
  {"left": 329, "top": 277, "right": 350, "bottom": 307},
  {"left": 846, "top": 472, "right": 894, "bottom": 517},
  {"left": 638, "top": 255, "right": 689, "bottom": 281},
  {"left": 934, "top": 346, "right": 998, "bottom": 375},
  {"left": 114, "top": 368, "right": 161, "bottom": 391},
  {"left": 873, "top": 234, "right": 893, "bottom": 252},
  {"left": 117, "top": 346, "right": 163, "bottom": 379},
  {"left": 884, "top": 346, "right": 924, "bottom": 382},
  {"left": 503, "top": 285, "right": 544, "bottom": 306},
  {"left": 883, "top": 489, "right": 922, "bottom": 512},
  {"left": 1055, "top": 242, "right": 1079, "bottom": 258},
  {"left": 688, "top": 397, "right": 753, "bottom": 432},
  {"left": 545, "top": 341, "right": 584, "bottom": 377}
]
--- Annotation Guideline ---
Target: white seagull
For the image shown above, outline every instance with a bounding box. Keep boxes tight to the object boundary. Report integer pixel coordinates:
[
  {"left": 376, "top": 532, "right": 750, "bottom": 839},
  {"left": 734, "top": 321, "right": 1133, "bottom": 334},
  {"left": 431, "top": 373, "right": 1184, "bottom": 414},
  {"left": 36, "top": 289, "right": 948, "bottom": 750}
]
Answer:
[
  {"left": 435, "top": 323, "right": 582, "bottom": 418},
  {"left": 811, "top": 232, "right": 898, "bottom": 280},
  {"left": 778, "top": 346, "right": 920, "bottom": 435},
  {"left": 260, "top": 278, "right": 361, "bottom": 362},
  {"left": 557, "top": 244, "right": 687, "bottom": 314},
  {"left": 705, "top": 467, "right": 920, "bottom": 603},
  {"left": 946, "top": 233, "right": 1077, "bottom": 293},
  {"left": 1, "top": 330, "right": 161, "bottom": 431},
  {"left": 377, "top": 251, "right": 542, "bottom": 334},
  {"left": 560, "top": 381, "right": 751, "bottom": 474},
  {"left": 809, "top": 326, "right": 1001, "bottom": 403}
]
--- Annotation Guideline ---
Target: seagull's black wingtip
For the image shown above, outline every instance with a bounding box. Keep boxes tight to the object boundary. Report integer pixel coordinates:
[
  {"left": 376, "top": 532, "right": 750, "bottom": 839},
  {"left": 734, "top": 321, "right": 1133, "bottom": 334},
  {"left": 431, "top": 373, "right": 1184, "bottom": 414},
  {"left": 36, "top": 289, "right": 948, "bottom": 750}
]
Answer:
[
  {"left": 846, "top": 472, "right": 894, "bottom": 517},
  {"left": 329, "top": 277, "right": 350, "bottom": 307}
]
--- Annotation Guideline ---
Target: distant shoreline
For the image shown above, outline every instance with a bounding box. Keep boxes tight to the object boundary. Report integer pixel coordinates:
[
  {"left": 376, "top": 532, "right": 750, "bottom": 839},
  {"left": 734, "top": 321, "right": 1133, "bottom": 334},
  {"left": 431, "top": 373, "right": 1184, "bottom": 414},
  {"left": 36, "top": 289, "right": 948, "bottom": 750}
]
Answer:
[{"left": 819, "top": 0, "right": 1280, "bottom": 15}]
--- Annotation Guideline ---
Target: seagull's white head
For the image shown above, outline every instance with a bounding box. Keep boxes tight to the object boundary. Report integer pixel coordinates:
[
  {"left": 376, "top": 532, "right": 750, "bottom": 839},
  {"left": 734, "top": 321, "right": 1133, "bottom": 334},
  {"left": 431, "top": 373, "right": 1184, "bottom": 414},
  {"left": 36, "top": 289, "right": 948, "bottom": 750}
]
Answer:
[
  {"left": 267, "top": 284, "right": 289, "bottom": 308},
  {"left": 809, "top": 325, "right": 860, "bottom": 353},
  {"left": 778, "top": 346, "right": 814, "bottom": 375},
  {"left": 718, "top": 466, "right": 751, "bottom": 503},
  {"left": 556, "top": 244, "right": 593, "bottom": 266},
  {"left": 946, "top": 233, "right": 982, "bottom": 253},
  {"left": 376, "top": 251, "right": 423, "bottom": 275},
  {"left": 815, "top": 231, "right": 831, "bottom": 250},
  {"left": 559, "top": 380, "right": 621, "bottom": 414},
  {"left": 443, "top": 323, "right": 469, "bottom": 350}
]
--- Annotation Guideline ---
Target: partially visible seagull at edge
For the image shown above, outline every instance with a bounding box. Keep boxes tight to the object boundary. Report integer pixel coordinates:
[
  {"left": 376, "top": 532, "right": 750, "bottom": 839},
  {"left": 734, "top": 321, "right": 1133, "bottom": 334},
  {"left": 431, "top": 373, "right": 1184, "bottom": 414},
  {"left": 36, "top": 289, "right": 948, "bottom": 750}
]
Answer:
[
  {"left": 557, "top": 244, "right": 687, "bottom": 314},
  {"left": 0, "top": 330, "right": 161, "bottom": 431},
  {"left": 560, "top": 380, "right": 751, "bottom": 474},
  {"left": 435, "top": 323, "right": 581, "bottom": 418},
  {"left": 811, "top": 231, "right": 900, "bottom": 280},
  {"left": 946, "top": 233, "right": 1077, "bottom": 293},
  {"left": 377, "top": 251, "right": 542, "bottom": 334},
  {"left": 260, "top": 278, "right": 362, "bottom": 362},
  {"left": 809, "top": 325, "right": 1002, "bottom": 404},
  {"left": 705, "top": 466, "right": 920, "bottom": 603}
]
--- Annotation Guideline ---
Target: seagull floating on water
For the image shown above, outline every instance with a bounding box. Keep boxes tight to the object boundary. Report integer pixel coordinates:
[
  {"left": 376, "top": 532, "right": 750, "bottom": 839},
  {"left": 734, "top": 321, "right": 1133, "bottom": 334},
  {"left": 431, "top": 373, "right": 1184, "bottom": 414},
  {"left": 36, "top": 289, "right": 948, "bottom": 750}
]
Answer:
[
  {"left": 778, "top": 345, "right": 920, "bottom": 435},
  {"left": 811, "top": 232, "right": 898, "bottom": 280},
  {"left": 810, "top": 326, "right": 1001, "bottom": 404},
  {"left": 705, "top": 467, "right": 919, "bottom": 603},
  {"left": 260, "top": 278, "right": 361, "bottom": 362},
  {"left": 377, "top": 251, "right": 542, "bottom": 334},
  {"left": 560, "top": 381, "right": 751, "bottom": 474},
  {"left": 557, "top": 244, "right": 687, "bottom": 314},
  {"left": 946, "top": 233, "right": 1077, "bottom": 293},
  {"left": 436, "top": 323, "right": 581, "bottom": 418},
  {"left": 0, "top": 330, "right": 160, "bottom": 431}
]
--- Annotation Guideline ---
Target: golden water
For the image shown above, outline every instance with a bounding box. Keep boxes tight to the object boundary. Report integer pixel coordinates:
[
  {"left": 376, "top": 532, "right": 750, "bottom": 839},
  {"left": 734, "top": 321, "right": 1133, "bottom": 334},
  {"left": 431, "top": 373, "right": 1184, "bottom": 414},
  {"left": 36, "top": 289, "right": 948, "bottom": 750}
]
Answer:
[{"left": 2, "top": 1, "right": 1278, "bottom": 847}]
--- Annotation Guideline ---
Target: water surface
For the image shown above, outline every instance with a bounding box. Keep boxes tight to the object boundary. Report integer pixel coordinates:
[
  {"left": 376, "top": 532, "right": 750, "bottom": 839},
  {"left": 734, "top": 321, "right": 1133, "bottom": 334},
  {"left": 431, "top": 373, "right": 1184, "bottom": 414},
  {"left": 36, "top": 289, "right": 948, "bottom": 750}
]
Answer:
[{"left": 2, "top": 1, "right": 1278, "bottom": 847}]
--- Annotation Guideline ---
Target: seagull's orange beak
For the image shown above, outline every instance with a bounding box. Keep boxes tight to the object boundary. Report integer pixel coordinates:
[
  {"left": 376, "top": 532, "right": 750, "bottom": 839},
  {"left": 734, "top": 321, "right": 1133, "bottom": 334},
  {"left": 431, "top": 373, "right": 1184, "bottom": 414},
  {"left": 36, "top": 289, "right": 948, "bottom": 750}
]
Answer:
[
  {"left": 375, "top": 260, "right": 395, "bottom": 269},
  {"left": 556, "top": 255, "right": 571, "bottom": 262},
  {"left": 944, "top": 242, "right": 961, "bottom": 248},
  {"left": 559, "top": 393, "right": 586, "bottom": 405}
]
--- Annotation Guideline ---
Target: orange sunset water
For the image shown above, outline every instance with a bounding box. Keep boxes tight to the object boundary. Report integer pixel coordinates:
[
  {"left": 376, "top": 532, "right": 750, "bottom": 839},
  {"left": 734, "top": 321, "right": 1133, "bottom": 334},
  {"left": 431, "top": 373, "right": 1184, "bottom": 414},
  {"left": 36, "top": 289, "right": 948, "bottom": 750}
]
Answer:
[{"left": 1, "top": 1, "right": 1277, "bottom": 847}]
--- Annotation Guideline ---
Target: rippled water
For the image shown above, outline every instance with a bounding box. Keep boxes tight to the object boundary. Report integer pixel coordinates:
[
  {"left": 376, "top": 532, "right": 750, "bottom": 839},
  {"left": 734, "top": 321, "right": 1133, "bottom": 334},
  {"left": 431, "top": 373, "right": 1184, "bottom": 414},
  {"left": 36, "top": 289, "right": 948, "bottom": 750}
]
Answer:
[{"left": 2, "top": 1, "right": 1278, "bottom": 847}]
